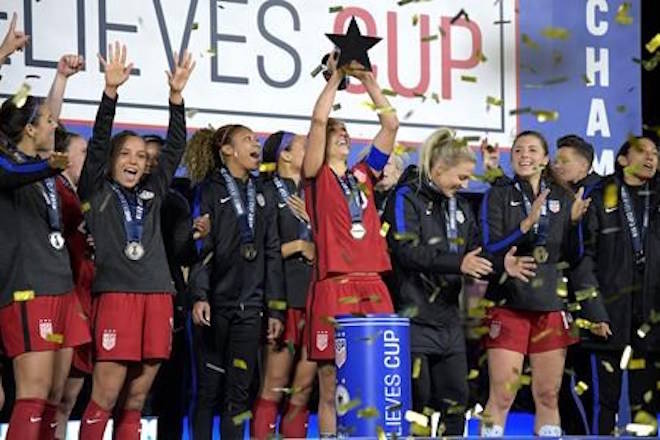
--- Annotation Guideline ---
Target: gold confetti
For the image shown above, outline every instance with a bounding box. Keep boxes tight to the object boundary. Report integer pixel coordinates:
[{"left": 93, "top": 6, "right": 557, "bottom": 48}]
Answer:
[
  {"left": 393, "top": 232, "right": 420, "bottom": 246},
  {"left": 644, "top": 390, "right": 654, "bottom": 403},
  {"left": 381, "top": 88, "right": 397, "bottom": 97},
  {"left": 509, "top": 107, "right": 532, "bottom": 115},
  {"left": 431, "top": 92, "right": 440, "bottom": 103},
  {"left": 541, "top": 26, "right": 570, "bottom": 40},
  {"left": 637, "top": 323, "right": 651, "bottom": 338},
  {"left": 533, "top": 110, "right": 559, "bottom": 122},
  {"left": 412, "top": 357, "right": 422, "bottom": 379},
  {"left": 629, "top": 358, "right": 646, "bottom": 370},
  {"left": 268, "top": 300, "right": 286, "bottom": 310},
  {"left": 543, "top": 76, "right": 569, "bottom": 85},
  {"left": 405, "top": 410, "right": 429, "bottom": 427},
  {"left": 575, "top": 287, "right": 598, "bottom": 302},
  {"left": 321, "top": 315, "right": 340, "bottom": 327},
  {"left": 11, "top": 83, "right": 31, "bottom": 109},
  {"left": 186, "top": 108, "right": 199, "bottom": 118},
  {"left": 574, "top": 318, "right": 593, "bottom": 329},
  {"left": 233, "top": 358, "right": 248, "bottom": 370},
  {"left": 574, "top": 381, "right": 589, "bottom": 396},
  {"left": 476, "top": 50, "right": 488, "bottom": 63},
  {"left": 376, "top": 426, "right": 386, "bottom": 440},
  {"left": 332, "top": 103, "right": 341, "bottom": 111},
  {"left": 620, "top": 345, "right": 632, "bottom": 369},
  {"left": 81, "top": 201, "right": 91, "bottom": 213},
  {"left": 13, "top": 290, "right": 35, "bottom": 302},
  {"left": 329, "top": 6, "right": 343, "bottom": 13},
  {"left": 412, "top": 14, "right": 419, "bottom": 26},
  {"left": 191, "top": 22, "right": 199, "bottom": 30},
  {"left": 556, "top": 261, "right": 570, "bottom": 270},
  {"left": 567, "top": 302, "right": 582, "bottom": 312},
  {"left": 582, "top": 74, "right": 592, "bottom": 85},
  {"left": 461, "top": 75, "right": 477, "bottom": 83},
  {"left": 46, "top": 333, "right": 64, "bottom": 344},
  {"left": 531, "top": 328, "right": 553, "bottom": 343},
  {"left": 616, "top": 105, "right": 627, "bottom": 113},
  {"left": 468, "top": 307, "right": 486, "bottom": 319},
  {"left": 338, "top": 296, "right": 360, "bottom": 305},
  {"left": 380, "top": 222, "right": 390, "bottom": 237},
  {"left": 310, "top": 64, "right": 324, "bottom": 78},
  {"left": 357, "top": 406, "right": 379, "bottom": 419},
  {"left": 337, "top": 398, "right": 361, "bottom": 414},
  {"left": 615, "top": 2, "right": 633, "bottom": 25},
  {"left": 232, "top": 410, "right": 252, "bottom": 425},
  {"left": 487, "top": 96, "right": 503, "bottom": 106},
  {"left": 401, "top": 305, "right": 419, "bottom": 318},
  {"left": 362, "top": 101, "right": 395, "bottom": 114},
  {"left": 602, "top": 360, "right": 614, "bottom": 373},
  {"left": 259, "top": 162, "right": 277, "bottom": 173},
  {"left": 421, "top": 34, "right": 438, "bottom": 42},
  {"left": 467, "top": 369, "right": 479, "bottom": 380},
  {"left": 647, "top": 34, "right": 660, "bottom": 54},
  {"left": 521, "top": 33, "right": 539, "bottom": 50}
]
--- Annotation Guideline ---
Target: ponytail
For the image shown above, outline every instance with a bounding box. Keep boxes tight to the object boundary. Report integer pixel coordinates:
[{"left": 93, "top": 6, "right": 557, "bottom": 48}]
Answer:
[
  {"left": 184, "top": 124, "right": 248, "bottom": 184},
  {"left": 418, "top": 127, "right": 476, "bottom": 183}
]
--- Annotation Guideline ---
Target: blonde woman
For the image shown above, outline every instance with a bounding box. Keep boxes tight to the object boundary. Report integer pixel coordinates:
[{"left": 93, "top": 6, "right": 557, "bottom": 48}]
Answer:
[{"left": 384, "top": 128, "right": 492, "bottom": 435}]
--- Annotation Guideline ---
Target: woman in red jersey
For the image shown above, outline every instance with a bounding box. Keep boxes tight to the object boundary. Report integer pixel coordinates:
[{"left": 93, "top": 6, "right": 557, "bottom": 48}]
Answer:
[{"left": 302, "top": 52, "right": 399, "bottom": 435}]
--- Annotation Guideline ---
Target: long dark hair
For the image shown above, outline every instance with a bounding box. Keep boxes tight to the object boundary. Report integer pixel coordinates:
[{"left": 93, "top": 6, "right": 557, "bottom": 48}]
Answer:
[
  {"left": 183, "top": 124, "right": 248, "bottom": 184},
  {"left": 0, "top": 95, "right": 41, "bottom": 145},
  {"left": 106, "top": 130, "right": 142, "bottom": 177},
  {"left": 54, "top": 123, "right": 83, "bottom": 153},
  {"left": 513, "top": 130, "right": 569, "bottom": 192},
  {"left": 615, "top": 132, "right": 660, "bottom": 177}
]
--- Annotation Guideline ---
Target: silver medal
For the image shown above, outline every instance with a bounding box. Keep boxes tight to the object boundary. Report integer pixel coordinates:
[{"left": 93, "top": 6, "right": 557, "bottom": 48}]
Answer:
[
  {"left": 350, "top": 223, "right": 366, "bottom": 240},
  {"left": 49, "top": 232, "right": 65, "bottom": 250},
  {"left": 124, "top": 241, "right": 145, "bottom": 261}
]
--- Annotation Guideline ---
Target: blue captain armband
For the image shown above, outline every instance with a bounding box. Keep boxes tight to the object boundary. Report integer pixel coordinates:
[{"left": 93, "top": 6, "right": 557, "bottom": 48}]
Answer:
[{"left": 365, "top": 145, "right": 389, "bottom": 172}]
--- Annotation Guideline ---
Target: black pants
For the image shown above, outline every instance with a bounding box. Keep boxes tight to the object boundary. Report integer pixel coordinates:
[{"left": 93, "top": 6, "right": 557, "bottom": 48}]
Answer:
[
  {"left": 412, "top": 351, "right": 468, "bottom": 436},
  {"left": 592, "top": 350, "right": 659, "bottom": 435},
  {"left": 192, "top": 307, "right": 262, "bottom": 440},
  {"left": 558, "top": 344, "right": 593, "bottom": 435}
]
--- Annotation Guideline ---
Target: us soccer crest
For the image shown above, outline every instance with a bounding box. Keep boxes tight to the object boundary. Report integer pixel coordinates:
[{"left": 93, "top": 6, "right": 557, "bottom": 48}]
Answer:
[
  {"left": 316, "top": 330, "right": 329, "bottom": 351},
  {"left": 102, "top": 329, "right": 117, "bottom": 351},
  {"left": 456, "top": 209, "right": 465, "bottom": 224},
  {"left": 335, "top": 337, "right": 347, "bottom": 368},
  {"left": 548, "top": 200, "right": 561, "bottom": 213},
  {"left": 489, "top": 320, "right": 501, "bottom": 339},
  {"left": 39, "top": 319, "right": 53, "bottom": 340}
]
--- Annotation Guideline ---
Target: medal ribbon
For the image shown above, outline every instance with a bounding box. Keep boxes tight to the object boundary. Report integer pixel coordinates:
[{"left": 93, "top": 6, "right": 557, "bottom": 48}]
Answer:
[
  {"left": 220, "top": 167, "right": 255, "bottom": 245},
  {"left": 273, "top": 175, "right": 312, "bottom": 241},
  {"left": 40, "top": 177, "right": 62, "bottom": 233},
  {"left": 445, "top": 197, "right": 459, "bottom": 253},
  {"left": 515, "top": 179, "right": 549, "bottom": 246},
  {"left": 620, "top": 184, "right": 649, "bottom": 263},
  {"left": 332, "top": 170, "right": 364, "bottom": 229},
  {"left": 110, "top": 183, "right": 144, "bottom": 244}
]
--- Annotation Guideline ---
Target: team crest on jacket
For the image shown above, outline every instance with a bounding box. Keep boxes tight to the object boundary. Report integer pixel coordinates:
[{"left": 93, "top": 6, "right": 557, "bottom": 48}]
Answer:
[
  {"left": 548, "top": 200, "right": 560, "bottom": 213},
  {"left": 335, "top": 337, "right": 347, "bottom": 368},
  {"left": 316, "top": 330, "right": 329, "bottom": 351},
  {"left": 138, "top": 189, "right": 155, "bottom": 200},
  {"left": 39, "top": 319, "right": 53, "bottom": 340},
  {"left": 102, "top": 329, "right": 117, "bottom": 351},
  {"left": 456, "top": 209, "right": 465, "bottom": 224},
  {"left": 257, "top": 193, "right": 266, "bottom": 207},
  {"left": 489, "top": 320, "right": 501, "bottom": 339}
]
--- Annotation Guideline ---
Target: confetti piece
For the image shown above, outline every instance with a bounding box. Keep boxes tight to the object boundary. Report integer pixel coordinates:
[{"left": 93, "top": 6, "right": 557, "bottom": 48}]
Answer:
[
  {"left": 647, "top": 34, "right": 660, "bottom": 53},
  {"left": 629, "top": 358, "right": 646, "bottom": 370},
  {"left": 338, "top": 296, "right": 360, "bottom": 305},
  {"left": 268, "top": 300, "right": 287, "bottom": 310},
  {"left": 332, "top": 103, "right": 341, "bottom": 111},
  {"left": 637, "top": 323, "right": 651, "bottom": 338},
  {"left": 421, "top": 34, "right": 438, "bottom": 42},
  {"left": 412, "top": 14, "right": 419, "bottom": 26},
  {"left": 644, "top": 390, "right": 653, "bottom": 403},
  {"left": 574, "top": 318, "right": 593, "bottom": 329},
  {"left": 509, "top": 107, "right": 532, "bottom": 115},
  {"left": 186, "top": 108, "right": 199, "bottom": 118},
  {"left": 401, "top": 305, "right": 419, "bottom": 318},
  {"left": 575, "top": 287, "right": 598, "bottom": 302},
  {"left": 321, "top": 316, "right": 340, "bottom": 327},
  {"left": 461, "top": 75, "right": 477, "bottom": 83},
  {"left": 476, "top": 50, "right": 488, "bottom": 63},
  {"left": 376, "top": 426, "right": 386, "bottom": 440},
  {"left": 362, "top": 101, "right": 396, "bottom": 114},
  {"left": 393, "top": 232, "right": 420, "bottom": 246},
  {"left": 487, "top": 96, "right": 503, "bottom": 106},
  {"left": 337, "top": 398, "right": 361, "bottom": 414},
  {"left": 582, "top": 74, "right": 592, "bottom": 85},
  {"left": 574, "top": 381, "right": 589, "bottom": 396},
  {"left": 259, "top": 162, "right": 277, "bottom": 173},
  {"left": 232, "top": 410, "right": 252, "bottom": 425},
  {"left": 357, "top": 406, "right": 379, "bottom": 419},
  {"left": 616, "top": 105, "right": 627, "bottom": 113},
  {"left": 450, "top": 8, "right": 468, "bottom": 24},
  {"left": 541, "top": 26, "right": 570, "bottom": 40},
  {"left": 468, "top": 307, "right": 486, "bottom": 319},
  {"left": 493, "top": 20, "right": 511, "bottom": 25},
  {"left": 552, "top": 50, "right": 563, "bottom": 66},
  {"left": 310, "top": 64, "right": 324, "bottom": 78},
  {"left": 233, "top": 358, "right": 248, "bottom": 370},
  {"left": 381, "top": 88, "right": 397, "bottom": 97},
  {"left": 46, "top": 333, "right": 64, "bottom": 344},
  {"left": 13, "top": 290, "right": 35, "bottom": 302},
  {"left": 543, "top": 76, "right": 569, "bottom": 85},
  {"left": 191, "top": 22, "right": 199, "bottom": 30},
  {"left": 329, "top": 6, "right": 343, "bottom": 13},
  {"left": 404, "top": 110, "right": 414, "bottom": 120},
  {"left": 556, "top": 261, "right": 570, "bottom": 270},
  {"left": 531, "top": 328, "right": 553, "bottom": 343},
  {"left": 397, "top": 0, "right": 414, "bottom": 5},
  {"left": 467, "top": 369, "right": 479, "bottom": 380},
  {"left": 533, "top": 110, "right": 559, "bottom": 123},
  {"left": 25, "top": 74, "right": 41, "bottom": 79},
  {"left": 620, "top": 345, "right": 632, "bottom": 369},
  {"left": 602, "top": 360, "right": 614, "bottom": 373},
  {"left": 615, "top": 2, "right": 633, "bottom": 25},
  {"left": 405, "top": 410, "right": 429, "bottom": 427},
  {"left": 567, "top": 302, "right": 582, "bottom": 312},
  {"left": 412, "top": 357, "right": 422, "bottom": 379},
  {"left": 521, "top": 33, "right": 539, "bottom": 50},
  {"left": 12, "top": 83, "right": 31, "bottom": 109},
  {"left": 380, "top": 222, "right": 390, "bottom": 237},
  {"left": 431, "top": 92, "right": 440, "bottom": 104},
  {"left": 556, "top": 277, "right": 567, "bottom": 297}
]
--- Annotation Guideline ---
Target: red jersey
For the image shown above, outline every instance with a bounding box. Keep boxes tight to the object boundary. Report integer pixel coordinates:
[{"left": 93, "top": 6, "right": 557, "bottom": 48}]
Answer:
[
  {"left": 56, "top": 176, "right": 94, "bottom": 315},
  {"left": 305, "top": 162, "right": 391, "bottom": 281}
]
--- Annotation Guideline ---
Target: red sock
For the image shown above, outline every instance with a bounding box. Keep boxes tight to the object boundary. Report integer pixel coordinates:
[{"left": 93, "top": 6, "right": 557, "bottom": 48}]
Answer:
[
  {"left": 250, "top": 397, "right": 279, "bottom": 440},
  {"left": 112, "top": 409, "right": 141, "bottom": 440},
  {"left": 39, "top": 402, "right": 58, "bottom": 440},
  {"left": 79, "top": 400, "right": 111, "bottom": 440},
  {"left": 280, "top": 402, "right": 309, "bottom": 439},
  {"left": 6, "top": 398, "right": 46, "bottom": 440}
]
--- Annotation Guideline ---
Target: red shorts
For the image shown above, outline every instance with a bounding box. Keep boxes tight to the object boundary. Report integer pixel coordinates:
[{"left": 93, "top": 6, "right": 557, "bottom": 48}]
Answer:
[
  {"left": 483, "top": 307, "right": 578, "bottom": 354},
  {"left": 0, "top": 291, "right": 91, "bottom": 359},
  {"left": 306, "top": 274, "right": 393, "bottom": 361},
  {"left": 92, "top": 292, "right": 173, "bottom": 362},
  {"left": 281, "top": 308, "right": 307, "bottom": 350}
]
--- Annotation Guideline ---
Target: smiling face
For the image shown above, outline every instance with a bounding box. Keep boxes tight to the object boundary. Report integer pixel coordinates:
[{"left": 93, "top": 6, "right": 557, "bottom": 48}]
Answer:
[
  {"left": 27, "top": 103, "right": 58, "bottom": 155},
  {"left": 111, "top": 135, "right": 148, "bottom": 189},
  {"left": 222, "top": 127, "right": 261, "bottom": 172},
  {"left": 511, "top": 134, "right": 549, "bottom": 179},
  {"left": 618, "top": 138, "right": 658, "bottom": 181},
  {"left": 280, "top": 134, "right": 306, "bottom": 171},
  {"left": 430, "top": 158, "right": 475, "bottom": 197},
  {"left": 325, "top": 120, "right": 350, "bottom": 163},
  {"left": 377, "top": 155, "right": 403, "bottom": 191}
]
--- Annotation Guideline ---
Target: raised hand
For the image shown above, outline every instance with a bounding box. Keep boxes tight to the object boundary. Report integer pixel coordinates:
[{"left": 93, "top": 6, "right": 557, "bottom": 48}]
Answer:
[
  {"left": 166, "top": 49, "right": 195, "bottom": 103},
  {"left": 0, "top": 13, "right": 29, "bottom": 61},
  {"left": 481, "top": 138, "right": 500, "bottom": 171},
  {"left": 504, "top": 246, "right": 537, "bottom": 283},
  {"left": 57, "top": 54, "right": 85, "bottom": 78},
  {"left": 460, "top": 246, "right": 493, "bottom": 279},
  {"left": 48, "top": 151, "right": 69, "bottom": 170},
  {"left": 571, "top": 187, "right": 592, "bottom": 222},
  {"left": 345, "top": 60, "right": 373, "bottom": 83},
  {"left": 520, "top": 188, "right": 550, "bottom": 233},
  {"left": 97, "top": 41, "right": 133, "bottom": 96}
]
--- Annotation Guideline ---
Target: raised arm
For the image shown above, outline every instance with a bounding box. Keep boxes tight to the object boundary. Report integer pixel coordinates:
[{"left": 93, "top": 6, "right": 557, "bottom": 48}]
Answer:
[
  {"left": 0, "top": 12, "right": 29, "bottom": 68},
  {"left": 78, "top": 42, "right": 133, "bottom": 200},
  {"left": 302, "top": 52, "right": 343, "bottom": 178},
  {"left": 152, "top": 50, "right": 195, "bottom": 195},
  {"left": 46, "top": 54, "right": 85, "bottom": 120}
]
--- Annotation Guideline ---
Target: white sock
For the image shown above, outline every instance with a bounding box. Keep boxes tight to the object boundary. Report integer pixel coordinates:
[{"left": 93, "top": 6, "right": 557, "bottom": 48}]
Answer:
[
  {"left": 481, "top": 424, "right": 504, "bottom": 437},
  {"left": 538, "top": 424, "right": 562, "bottom": 437}
]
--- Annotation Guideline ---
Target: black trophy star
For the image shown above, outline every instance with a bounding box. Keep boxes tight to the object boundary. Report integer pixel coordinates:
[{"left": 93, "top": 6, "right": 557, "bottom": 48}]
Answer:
[{"left": 325, "top": 16, "right": 382, "bottom": 72}]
